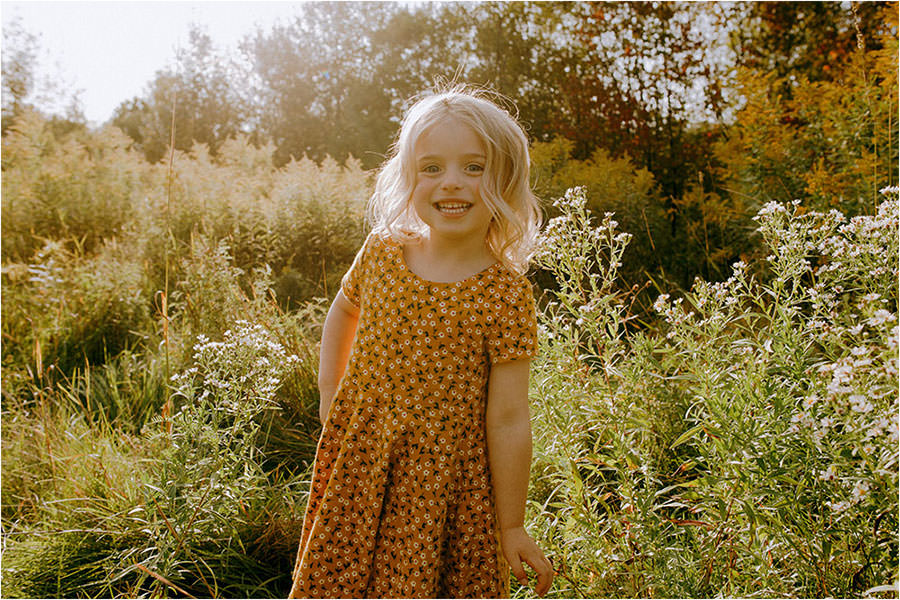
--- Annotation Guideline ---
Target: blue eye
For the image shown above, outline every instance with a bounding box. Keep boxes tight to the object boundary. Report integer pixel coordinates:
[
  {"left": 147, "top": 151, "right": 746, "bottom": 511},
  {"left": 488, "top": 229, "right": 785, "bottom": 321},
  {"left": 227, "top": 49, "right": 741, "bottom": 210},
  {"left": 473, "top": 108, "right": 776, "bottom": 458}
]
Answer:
[
  {"left": 466, "top": 163, "right": 485, "bottom": 173},
  {"left": 422, "top": 165, "right": 440, "bottom": 174}
]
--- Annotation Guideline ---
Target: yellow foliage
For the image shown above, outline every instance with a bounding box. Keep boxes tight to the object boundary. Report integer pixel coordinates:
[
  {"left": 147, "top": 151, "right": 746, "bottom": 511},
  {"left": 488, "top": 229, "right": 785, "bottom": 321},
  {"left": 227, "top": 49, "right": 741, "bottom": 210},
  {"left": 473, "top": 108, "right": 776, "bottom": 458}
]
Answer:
[
  {"left": 716, "top": 5, "right": 898, "bottom": 215},
  {"left": 531, "top": 137, "right": 658, "bottom": 216}
]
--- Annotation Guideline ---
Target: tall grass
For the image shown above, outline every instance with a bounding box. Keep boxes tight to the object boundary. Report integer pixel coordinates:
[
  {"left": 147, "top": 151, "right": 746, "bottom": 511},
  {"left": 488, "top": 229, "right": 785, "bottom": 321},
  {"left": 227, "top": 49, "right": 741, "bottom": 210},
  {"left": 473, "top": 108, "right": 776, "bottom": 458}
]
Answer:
[
  {"left": 2, "top": 291, "right": 324, "bottom": 598},
  {"left": 1, "top": 111, "right": 365, "bottom": 598}
]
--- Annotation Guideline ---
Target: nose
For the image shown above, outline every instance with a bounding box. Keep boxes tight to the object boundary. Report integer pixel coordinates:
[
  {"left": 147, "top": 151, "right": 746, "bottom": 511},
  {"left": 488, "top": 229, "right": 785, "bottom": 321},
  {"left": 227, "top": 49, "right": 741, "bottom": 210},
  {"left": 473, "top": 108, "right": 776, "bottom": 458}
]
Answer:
[{"left": 440, "top": 166, "right": 463, "bottom": 190}]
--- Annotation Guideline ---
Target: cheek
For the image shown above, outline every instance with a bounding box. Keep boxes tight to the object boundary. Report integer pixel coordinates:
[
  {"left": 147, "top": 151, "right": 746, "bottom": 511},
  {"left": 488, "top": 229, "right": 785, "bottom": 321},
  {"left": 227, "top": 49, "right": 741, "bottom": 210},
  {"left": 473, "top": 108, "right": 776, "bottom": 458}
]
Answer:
[
  {"left": 414, "top": 177, "right": 438, "bottom": 197},
  {"left": 472, "top": 176, "right": 487, "bottom": 198}
]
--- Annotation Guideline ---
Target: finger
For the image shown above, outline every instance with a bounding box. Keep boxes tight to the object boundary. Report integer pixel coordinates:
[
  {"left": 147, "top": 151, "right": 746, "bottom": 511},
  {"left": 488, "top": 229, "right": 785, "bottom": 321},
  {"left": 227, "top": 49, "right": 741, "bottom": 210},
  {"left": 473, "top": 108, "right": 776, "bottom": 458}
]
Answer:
[
  {"left": 536, "top": 563, "right": 553, "bottom": 597},
  {"left": 523, "top": 552, "right": 553, "bottom": 596},
  {"left": 508, "top": 553, "right": 528, "bottom": 586}
]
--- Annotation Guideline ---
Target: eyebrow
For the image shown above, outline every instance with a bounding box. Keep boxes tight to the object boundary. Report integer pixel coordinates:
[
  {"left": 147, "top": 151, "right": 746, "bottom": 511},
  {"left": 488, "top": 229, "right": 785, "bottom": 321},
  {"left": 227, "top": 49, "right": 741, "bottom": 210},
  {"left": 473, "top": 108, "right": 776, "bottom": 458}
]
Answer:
[{"left": 416, "top": 153, "right": 486, "bottom": 162}]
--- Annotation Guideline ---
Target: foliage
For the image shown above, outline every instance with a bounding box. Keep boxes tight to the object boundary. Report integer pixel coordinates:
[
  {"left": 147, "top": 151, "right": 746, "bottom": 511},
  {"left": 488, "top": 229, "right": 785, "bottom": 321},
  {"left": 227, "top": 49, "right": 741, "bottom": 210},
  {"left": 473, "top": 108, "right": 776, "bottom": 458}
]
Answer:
[
  {"left": 0, "top": 102, "right": 361, "bottom": 597},
  {"left": 2, "top": 318, "right": 316, "bottom": 598},
  {"left": 529, "top": 187, "right": 898, "bottom": 598},
  {"left": 141, "top": 136, "right": 368, "bottom": 312},
  {"left": 112, "top": 26, "right": 252, "bottom": 163},
  {"left": 1, "top": 17, "right": 86, "bottom": 133},
  {"left": 556, "top": 2, "right": 732, "bottom": 200},
  {"left": 530, "top": 137, "right": 750, "bottom": 296},
  {"left": 1, "top": 110, "right": 146, "bottom": 261},
  {"left": 1, "top": 235, "right": 326, "bottom": 594},
  {"left": 530, "top": 138, "right": 666, "bottom": 291},
  {"left": 716, "top": 5, "right": 899, "bottom": 215},
  {"left": 728, "top": 1, "right": 895, "bottom": 93},
  {"left": 239, "top": 1, "right": 475, "bottom": 168},
  {"left": 2, "top": 9, "right": 898, "bottom": 592},
  {"left": 1, "top": 238, "right": 153, "bottom": 388},
  {"left": 1, "top": 16, "right": 40, "bottom": 128}
]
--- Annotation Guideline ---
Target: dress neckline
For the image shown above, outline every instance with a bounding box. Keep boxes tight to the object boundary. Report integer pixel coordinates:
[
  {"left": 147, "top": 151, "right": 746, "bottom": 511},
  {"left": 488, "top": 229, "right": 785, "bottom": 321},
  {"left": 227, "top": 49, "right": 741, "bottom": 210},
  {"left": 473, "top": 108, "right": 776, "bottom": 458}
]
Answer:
[{"left": 397, "top": 242, "right": 499, "bottom": 286}]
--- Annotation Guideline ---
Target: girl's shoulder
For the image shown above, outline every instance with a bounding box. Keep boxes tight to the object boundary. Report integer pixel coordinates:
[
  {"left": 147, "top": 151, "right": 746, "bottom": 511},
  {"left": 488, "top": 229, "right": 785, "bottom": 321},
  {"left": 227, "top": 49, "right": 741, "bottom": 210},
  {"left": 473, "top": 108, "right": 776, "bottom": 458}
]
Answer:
[
  {"left": 482, "top": 262, "right": 535, "bottom": 306},
  {"left": 363, "top": 229, "right": 409, "bottom": 252},
  {"left": 356, "top": 230, "right": 396, "bottom": 260}
]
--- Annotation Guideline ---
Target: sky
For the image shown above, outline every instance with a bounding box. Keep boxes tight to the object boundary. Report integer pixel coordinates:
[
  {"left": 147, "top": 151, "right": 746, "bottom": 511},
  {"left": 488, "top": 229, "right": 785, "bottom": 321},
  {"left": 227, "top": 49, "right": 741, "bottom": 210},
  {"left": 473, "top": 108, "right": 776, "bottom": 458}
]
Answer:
[{"left": 2, "top": 1, "right": 309, "bottom": 125}]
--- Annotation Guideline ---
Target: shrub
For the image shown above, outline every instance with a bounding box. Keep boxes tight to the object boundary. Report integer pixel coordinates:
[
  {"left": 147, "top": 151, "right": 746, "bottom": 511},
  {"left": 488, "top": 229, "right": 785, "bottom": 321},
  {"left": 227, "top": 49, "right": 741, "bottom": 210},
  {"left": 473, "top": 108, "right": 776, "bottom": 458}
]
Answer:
[
  {"left": 715, "top": 7, "right": 898, "bottom": 216},
  {"left": 2, "top": 320, "right": 315, "bottom": 599},
  {"left": 1, "top": 110, "right": 147, "bottom": 262},
  {"left": 530, "top": 138, "right": 670, "bottom": 292},
  {"left": 528, "top": 187, "right": 898, "bottom": 598},
  {"left": 1, "top": 238, "right": 153, "bottom": 380}
]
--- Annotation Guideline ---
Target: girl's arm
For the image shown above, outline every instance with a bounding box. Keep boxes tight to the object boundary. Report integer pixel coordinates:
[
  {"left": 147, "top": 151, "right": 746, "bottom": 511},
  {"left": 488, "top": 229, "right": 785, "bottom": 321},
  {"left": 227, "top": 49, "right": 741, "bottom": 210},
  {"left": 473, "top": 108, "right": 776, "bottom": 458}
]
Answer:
[
  {"left": 317, "top": 289, "right": 360, "bottom": 423},
  {"left": 486, "top": 359, "right": 553, "bottom": 596}
]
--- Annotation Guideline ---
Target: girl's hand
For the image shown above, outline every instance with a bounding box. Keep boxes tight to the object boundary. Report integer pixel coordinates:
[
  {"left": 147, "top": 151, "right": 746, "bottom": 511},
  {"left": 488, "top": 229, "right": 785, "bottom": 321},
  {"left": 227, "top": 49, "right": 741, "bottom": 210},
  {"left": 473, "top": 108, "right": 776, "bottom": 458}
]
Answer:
[{"left": 500, "top": 526, "right": 553, "bottom": 596}]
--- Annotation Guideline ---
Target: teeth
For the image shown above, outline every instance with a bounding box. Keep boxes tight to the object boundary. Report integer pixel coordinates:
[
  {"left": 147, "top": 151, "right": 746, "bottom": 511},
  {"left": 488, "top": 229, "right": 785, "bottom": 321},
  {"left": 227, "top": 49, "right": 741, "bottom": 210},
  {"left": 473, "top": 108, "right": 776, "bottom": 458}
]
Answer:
[{"left": 436, "top": 202, "right": 471, "bottom": 214}]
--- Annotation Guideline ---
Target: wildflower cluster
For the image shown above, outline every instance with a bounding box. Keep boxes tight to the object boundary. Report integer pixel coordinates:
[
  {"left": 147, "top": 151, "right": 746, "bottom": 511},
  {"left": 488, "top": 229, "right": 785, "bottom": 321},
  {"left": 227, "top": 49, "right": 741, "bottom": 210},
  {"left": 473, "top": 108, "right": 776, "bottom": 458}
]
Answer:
[
  {"left": 653, "top": 259, "right": 751, "bottom": 341},
  {"left": 26, "top": 242, "right": 68, "bottom": 298},
  {"left": 170, "top": 320, "right": 300, "bottom": 416},
  {"left": 533, "top": 186, "right": 899, "bottom": 598},
  {"left": 534, "top": 187, "right": 633, "bottom": 362},
  {"left": 161, "top": 320, "right": 300, "bottom": 495}
]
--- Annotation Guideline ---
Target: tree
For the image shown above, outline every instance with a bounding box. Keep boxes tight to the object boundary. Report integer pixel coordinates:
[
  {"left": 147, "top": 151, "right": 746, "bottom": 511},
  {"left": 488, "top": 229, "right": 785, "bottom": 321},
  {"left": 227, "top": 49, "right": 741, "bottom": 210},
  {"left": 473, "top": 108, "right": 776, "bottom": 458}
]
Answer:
[
  {"left": 715, "top": 4, "right": 898, "bottom": 215},
  {"left": 555, "top": 2, "right": 733, "bottom": 201},
  {"left": 1, "top": 16, "right": 40, "bottom": 130},
  {"left": 112, "top": 25, "right": 250, "bottom": 162},
  {"left": 728, "top": 1, "right": 895, "bottom": 95},
  {"left": 448, "top": 1, "right": 573, "bottom": 143},
  {"left": 242, "top": 1, "right": 461, "bottom": 168}
]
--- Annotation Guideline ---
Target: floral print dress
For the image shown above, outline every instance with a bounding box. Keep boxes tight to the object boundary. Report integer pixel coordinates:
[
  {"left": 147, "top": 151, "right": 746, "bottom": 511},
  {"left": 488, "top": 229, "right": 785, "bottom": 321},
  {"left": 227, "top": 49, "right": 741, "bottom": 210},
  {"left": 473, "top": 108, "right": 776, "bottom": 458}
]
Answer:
[{"left": 289, "top": 232, "right": 537, "bottom": 599}]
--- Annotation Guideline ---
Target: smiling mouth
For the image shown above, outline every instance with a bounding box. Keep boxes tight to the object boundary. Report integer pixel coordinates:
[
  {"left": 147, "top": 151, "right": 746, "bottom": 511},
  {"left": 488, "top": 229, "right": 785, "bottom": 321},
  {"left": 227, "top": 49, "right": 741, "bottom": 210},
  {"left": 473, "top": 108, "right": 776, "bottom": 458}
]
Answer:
[{"left": 434, "top": 201, "right": 472, "bottom": 215}]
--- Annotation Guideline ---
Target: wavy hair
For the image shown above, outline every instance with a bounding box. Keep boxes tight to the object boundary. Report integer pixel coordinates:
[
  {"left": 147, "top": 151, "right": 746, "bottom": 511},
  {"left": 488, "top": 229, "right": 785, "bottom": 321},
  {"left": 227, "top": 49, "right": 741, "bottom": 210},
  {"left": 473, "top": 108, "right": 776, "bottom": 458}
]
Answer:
[{"left": 368, "top": 85, "right": 542, "bottom": 275}]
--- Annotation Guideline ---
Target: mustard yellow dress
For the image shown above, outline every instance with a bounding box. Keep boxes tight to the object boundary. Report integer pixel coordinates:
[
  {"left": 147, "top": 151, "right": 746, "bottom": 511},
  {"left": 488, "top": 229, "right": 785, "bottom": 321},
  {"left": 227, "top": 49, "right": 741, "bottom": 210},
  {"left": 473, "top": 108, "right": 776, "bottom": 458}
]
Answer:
[{"left": 289, "top": 232, "right": 537, "bottom": 599}]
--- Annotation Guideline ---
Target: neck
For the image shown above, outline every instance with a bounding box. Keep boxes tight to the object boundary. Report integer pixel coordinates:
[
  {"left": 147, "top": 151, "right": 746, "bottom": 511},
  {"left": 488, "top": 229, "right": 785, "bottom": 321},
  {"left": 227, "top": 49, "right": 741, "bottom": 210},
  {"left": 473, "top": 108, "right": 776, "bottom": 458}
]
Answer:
[
  {"left": 403, "top": 231, "right": 497, "bottom": 284},
  {"left": 420, "top": 230, "right": 493, "bottom": 265}
]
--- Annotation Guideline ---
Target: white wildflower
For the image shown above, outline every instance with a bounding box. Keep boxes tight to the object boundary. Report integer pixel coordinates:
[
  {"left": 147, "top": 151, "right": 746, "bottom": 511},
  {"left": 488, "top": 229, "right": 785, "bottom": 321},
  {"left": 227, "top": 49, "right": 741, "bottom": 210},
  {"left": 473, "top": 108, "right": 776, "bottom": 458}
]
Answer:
[
  {"left": 849, "top": 394, "right": 874, "bottom": 413},
  {"left": 819, "top": 464, "right": 838, "bottom": 481},
  {"left": 848, "top": 324, "right": 865, "bottom": 335},
  {"left": 868, "top": 309, "right": 896, "bottom": 327},
  {"left": 653, "top": 294, "right": 670, "bottom": 314},
  {"left": 831, "top": 363, "right": 853, "bottom": 383},
  {"left": 755, "top": 201, "right": 786, "bottom": 219},
  {"left": 850, "top": 481, "right": 871, "bottom": 502}
]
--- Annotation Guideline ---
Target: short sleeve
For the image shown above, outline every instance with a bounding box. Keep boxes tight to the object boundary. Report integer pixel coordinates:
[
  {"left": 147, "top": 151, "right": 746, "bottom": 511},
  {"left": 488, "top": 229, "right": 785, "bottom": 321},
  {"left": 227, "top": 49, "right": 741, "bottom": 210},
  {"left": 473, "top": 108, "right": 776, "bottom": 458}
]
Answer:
[
  {"left": 486, "top": 277, "right": 538, "bottom": 364},
  {"left": 340, "top": 233, "right": 375, "bottom": 307}
]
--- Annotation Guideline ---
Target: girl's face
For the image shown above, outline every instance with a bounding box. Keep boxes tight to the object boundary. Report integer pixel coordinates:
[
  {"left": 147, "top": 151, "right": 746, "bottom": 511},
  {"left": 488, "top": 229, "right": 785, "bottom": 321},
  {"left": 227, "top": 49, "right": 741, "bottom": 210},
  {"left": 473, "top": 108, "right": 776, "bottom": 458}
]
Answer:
[{"left": 410, "top": 118, "right": 494, "bottom": 246}]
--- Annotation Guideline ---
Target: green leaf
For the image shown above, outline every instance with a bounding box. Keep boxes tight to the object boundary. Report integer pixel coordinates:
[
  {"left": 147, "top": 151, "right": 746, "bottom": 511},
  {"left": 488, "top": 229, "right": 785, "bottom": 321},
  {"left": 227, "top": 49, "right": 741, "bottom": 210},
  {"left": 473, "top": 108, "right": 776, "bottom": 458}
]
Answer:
[{"left": 671, "top": 424, "right": 705, "bottom": 449}]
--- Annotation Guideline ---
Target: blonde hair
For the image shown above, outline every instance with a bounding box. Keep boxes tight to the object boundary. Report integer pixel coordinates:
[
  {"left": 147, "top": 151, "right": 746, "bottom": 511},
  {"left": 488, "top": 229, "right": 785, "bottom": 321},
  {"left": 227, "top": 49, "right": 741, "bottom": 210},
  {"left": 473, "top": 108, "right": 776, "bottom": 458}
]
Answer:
[{"left": 368, "top": 85, "right": 542, "bottom": 275}]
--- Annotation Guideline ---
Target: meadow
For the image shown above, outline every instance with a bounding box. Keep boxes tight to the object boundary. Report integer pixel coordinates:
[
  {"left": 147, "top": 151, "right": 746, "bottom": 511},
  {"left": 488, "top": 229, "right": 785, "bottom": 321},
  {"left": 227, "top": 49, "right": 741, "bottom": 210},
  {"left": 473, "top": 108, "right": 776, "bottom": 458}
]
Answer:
[
  {"left": 1, "top": 104, "right": 897, "bottom": 598},
  {"left": 2, "top": 5, "right": 898, "bottom": 594}
]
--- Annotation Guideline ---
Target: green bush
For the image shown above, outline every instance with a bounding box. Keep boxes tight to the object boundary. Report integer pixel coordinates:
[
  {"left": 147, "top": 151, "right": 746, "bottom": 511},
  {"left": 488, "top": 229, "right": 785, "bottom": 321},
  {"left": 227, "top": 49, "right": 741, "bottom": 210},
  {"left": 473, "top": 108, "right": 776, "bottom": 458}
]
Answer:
[
  {"left": 528, "top": 187, "right": 898, "bottom": 598},
  {"left": 530, "top": 137, "right": 671, "bottom": 292},
  {"left": 1, "top": 239, "right": 153, "bottom": 380},
  {"left": 2, "top": 318, "right": 317, "bottom": 599},
  {"left": 140, "top": 141, "right": 368, "bottom": 312}
]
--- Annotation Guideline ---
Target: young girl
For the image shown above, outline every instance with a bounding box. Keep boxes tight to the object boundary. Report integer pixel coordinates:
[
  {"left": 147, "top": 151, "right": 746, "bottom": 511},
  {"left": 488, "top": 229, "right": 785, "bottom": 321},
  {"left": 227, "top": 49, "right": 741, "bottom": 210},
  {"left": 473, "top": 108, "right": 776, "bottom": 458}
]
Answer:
[{"left": 289, "top": 86, "right": 554, "bottom": 598}]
